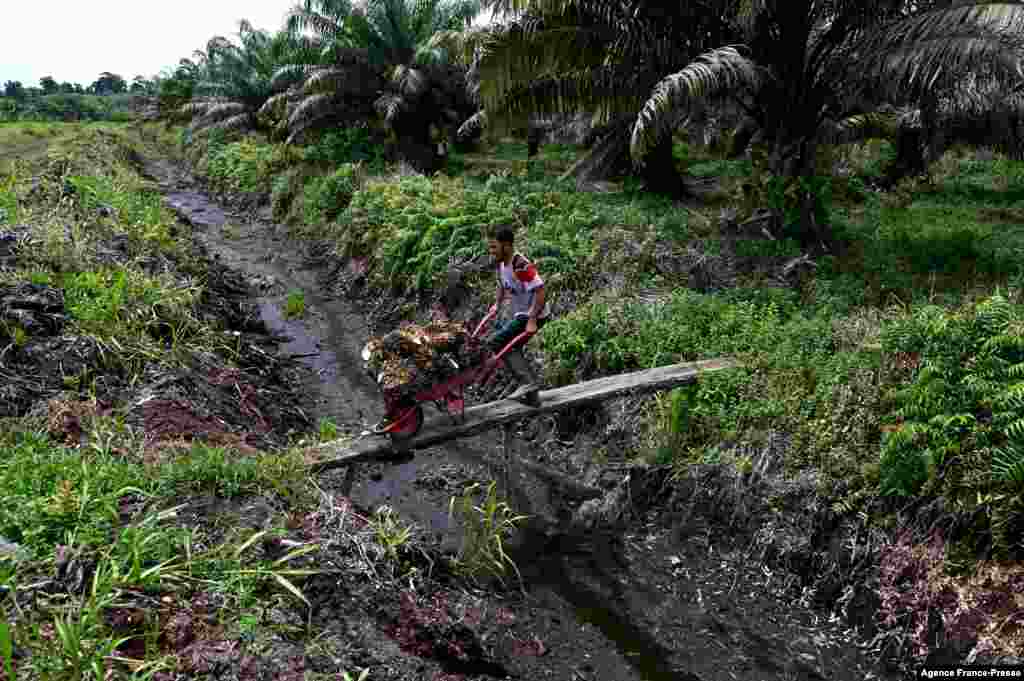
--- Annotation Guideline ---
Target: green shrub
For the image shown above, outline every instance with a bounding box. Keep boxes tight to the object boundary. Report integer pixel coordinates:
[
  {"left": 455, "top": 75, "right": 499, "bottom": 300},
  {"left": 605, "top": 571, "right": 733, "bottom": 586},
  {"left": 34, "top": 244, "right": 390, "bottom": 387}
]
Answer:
[
  {"left": 203, "top": 138, "right": 296, "bottom": 194},
  {"left": 879, "top": 294, "right": 1024, "bottom": 555},
  {"left": 303, "top": 126, "right": 386, "bottom": 170},
  {"left": 302, "top": 163, "right": 362, "bottom": 224},
  {"left": 541, "top": 289, "right": 826, "bottom": 379}
]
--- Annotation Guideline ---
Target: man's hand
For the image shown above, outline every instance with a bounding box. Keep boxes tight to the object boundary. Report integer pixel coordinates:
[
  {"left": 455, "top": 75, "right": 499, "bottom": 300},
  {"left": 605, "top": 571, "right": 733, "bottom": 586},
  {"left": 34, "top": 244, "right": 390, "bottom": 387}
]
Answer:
[{"left": 526, "top": 317, "right": 538, "bottom": 334}]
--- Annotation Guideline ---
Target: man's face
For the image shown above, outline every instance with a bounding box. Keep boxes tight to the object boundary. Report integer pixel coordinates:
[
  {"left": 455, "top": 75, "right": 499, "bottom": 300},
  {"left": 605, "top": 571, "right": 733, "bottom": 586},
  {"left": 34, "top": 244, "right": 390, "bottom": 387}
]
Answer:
[{"left": 487, "top": 239, "right": 509, "bottom": 262}]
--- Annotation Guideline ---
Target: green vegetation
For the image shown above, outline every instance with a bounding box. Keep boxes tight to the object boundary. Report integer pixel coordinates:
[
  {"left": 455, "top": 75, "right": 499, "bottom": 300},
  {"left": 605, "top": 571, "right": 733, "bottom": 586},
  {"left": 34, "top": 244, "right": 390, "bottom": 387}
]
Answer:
[
  {"left": 0, "top": 94, "right": 138, "bottom": 123},
  {"left": 199, "top": 133, "right": 300, "bottom": 194},
  {"left": 284, "top": 289, "right": 306, "bottom": 318},
  {"left": 448, "top": 482, "right": 527, "bottom": 586}
]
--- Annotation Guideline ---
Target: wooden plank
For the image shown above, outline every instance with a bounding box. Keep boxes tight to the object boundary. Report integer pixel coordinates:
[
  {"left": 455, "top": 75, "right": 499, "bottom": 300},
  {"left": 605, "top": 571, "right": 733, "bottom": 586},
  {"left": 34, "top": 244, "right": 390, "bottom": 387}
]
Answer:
[{"left": 308, "top": 358, "right": 740, "bottom": 474}]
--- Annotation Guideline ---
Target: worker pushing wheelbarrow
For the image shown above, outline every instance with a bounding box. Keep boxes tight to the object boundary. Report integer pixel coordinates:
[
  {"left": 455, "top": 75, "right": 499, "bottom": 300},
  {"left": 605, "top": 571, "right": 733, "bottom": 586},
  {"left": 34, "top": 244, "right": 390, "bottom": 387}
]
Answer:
[{"left": 362, "top": 224, "right": 550, "bottom": 448}]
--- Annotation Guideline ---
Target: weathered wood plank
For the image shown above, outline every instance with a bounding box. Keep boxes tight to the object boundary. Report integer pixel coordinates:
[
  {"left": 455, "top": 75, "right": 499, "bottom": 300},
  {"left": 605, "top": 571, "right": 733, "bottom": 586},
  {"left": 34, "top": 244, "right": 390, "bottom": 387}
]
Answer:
[{"left": 307, "top": 358, "right": 740, "bottom": 473}]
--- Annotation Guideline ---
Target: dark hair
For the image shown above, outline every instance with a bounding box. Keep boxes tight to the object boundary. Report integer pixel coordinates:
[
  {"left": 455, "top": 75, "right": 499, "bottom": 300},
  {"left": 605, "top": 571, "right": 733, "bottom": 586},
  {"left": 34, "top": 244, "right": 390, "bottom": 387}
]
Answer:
[{"left": 489, "top": 224, "right": 515, "bottom": 244}]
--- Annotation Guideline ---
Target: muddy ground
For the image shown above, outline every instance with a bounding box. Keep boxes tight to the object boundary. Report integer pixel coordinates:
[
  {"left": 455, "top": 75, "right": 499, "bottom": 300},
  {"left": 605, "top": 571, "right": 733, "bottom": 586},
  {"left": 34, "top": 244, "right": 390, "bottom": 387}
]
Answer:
[{"left": 107, "top": 131, "right": 917, "bottom": 681}]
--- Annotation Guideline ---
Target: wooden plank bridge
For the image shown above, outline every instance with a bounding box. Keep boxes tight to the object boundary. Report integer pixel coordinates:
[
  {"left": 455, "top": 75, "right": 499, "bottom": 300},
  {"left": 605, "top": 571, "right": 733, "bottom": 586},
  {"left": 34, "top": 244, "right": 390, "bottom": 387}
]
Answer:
[{"left": 306, "top": 358, "right": 740, "bottom": 485}]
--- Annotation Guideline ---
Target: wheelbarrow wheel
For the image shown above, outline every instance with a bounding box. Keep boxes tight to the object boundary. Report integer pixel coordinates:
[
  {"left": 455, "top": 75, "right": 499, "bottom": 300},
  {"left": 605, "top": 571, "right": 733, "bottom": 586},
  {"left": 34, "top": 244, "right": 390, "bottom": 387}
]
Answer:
[{"left": 388, "top": 404, "right": 424, "bottom": 450}]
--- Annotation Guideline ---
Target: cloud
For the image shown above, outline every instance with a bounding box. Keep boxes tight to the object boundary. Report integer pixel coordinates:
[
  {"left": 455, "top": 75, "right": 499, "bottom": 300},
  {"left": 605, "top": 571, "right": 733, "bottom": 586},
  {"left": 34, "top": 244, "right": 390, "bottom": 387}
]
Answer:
[{"left": 0, "top": 0, "right": 294, "bottom": 87}]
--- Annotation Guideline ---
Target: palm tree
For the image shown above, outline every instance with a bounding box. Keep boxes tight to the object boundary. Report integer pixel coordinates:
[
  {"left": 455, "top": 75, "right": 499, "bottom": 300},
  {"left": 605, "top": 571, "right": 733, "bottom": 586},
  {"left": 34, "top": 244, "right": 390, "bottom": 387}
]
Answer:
[
  {"left": 432, "top": 0, "right": 744, "bottom": 195},
  {"left": 268, "top": 0, "right": 482, "bottom": 169},
  {"left": 438, "top": 0, "right": 1024, "bottom": 208},
  {"left": 628, "top": 2, "right": 1024, "bottom": 190},
  {"left": 182, "top": 20, "right": 316, "bottom": 137}
]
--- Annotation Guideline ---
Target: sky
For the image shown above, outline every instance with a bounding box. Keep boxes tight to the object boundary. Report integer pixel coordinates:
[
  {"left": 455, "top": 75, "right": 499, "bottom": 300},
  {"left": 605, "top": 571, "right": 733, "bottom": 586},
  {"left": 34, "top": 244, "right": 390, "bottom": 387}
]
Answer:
[
  {"left": 0, "top": 2, "right": 497, "bottom": 89},
  {"left": 0, "top": 1, "right": 299, "bottom": 87}
]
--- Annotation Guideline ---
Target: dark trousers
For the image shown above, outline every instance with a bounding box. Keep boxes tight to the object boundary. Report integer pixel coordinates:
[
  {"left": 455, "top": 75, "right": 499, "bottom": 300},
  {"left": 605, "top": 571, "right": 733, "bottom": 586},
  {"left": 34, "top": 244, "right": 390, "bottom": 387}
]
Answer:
[
  {"left": 488, "top": 316, "right": 548, "bottom": 384},
  {"left": 487, "top": 316, "right": 548, "bottom": 352}
]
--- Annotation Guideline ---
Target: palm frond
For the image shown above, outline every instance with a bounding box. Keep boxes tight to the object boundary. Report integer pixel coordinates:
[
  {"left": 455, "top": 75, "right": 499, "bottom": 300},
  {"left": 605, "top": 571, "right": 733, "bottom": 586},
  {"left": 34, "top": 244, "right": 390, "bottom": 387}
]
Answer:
[
  {"left": 286, "top": 92, "right": 337, "bottom": 139},
  {"left": 272, "top": 64, "right": 316, "bottom": 90},
  {"left": 374, "top": 92, "right": 407, "bottom": 122},
  {"left": 303, "top": 67, "right": 348, "bottom": 94},
  {"left": 818, "top": 110, "right": 901, "bottom": 145},
  {"left": 286, "top": 0, "right": 352, "bottom": 41},
  {"left": 631, "top": 46, "right": 763, "bottom": 165},
  {"left": 200, "top": 112, "right": 256, "bottom": 134},
  {"left": 457, "top": 109, "right": 488, "bottom": 138},
  {"left": 427, "top": 26, "right": 493, "bottom": 65},
  {"left": 391, "top": 64, "right": 430, "bottom": 97},
  {"left": 847, "top": 3, "right": 1024, "bottom": 104},
  {"left": 259, "top": 90, "right": 297, "bottom": 118},
  {"left": 189, "top": 101, "right": 249, "bottom": 130}
]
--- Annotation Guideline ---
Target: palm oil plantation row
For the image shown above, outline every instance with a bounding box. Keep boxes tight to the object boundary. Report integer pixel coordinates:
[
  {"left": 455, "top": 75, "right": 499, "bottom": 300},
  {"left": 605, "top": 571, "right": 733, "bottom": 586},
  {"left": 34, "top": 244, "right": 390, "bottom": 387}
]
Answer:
[{"left": 2, "top": 0, "right": 1024, "bottom": 678}]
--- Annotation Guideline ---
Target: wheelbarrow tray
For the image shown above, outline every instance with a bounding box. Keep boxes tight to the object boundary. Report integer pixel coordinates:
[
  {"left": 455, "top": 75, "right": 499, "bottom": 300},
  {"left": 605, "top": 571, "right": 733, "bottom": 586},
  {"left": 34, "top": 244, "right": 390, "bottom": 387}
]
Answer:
[{"left": 372, "top": 318, "right": 533, "bottom": 442}]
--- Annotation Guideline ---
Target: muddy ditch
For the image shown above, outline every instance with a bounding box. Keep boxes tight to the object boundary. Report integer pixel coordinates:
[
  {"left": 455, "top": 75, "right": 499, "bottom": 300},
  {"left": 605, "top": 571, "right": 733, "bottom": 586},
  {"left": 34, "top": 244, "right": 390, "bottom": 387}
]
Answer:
[{"left": 108, "top": 135, "right": 936, "bottom": 681}]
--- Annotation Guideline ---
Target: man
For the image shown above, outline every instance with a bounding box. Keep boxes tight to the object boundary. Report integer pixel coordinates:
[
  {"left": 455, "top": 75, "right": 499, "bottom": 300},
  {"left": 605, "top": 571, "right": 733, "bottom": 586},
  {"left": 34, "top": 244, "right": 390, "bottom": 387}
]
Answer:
[{"left": 486, "top": 224, "right": 549, "bottom": 407}]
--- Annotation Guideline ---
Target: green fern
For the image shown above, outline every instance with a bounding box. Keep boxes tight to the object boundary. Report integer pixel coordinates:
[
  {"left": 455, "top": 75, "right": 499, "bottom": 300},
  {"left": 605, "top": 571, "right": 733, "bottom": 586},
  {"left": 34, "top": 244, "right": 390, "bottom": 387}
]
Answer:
[
  {"left": 878, "top": 295, "right": 1024, "bottom": 554},
  {"left": 992, "top": 445, "right": 1024, "bottom": 487}
]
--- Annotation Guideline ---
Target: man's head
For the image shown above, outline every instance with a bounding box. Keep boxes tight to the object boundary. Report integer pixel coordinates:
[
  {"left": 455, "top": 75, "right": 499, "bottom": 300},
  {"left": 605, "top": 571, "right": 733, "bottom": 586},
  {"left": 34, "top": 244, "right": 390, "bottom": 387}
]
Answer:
[{"left": 487, "top": 224, "right": 515, "bottom": 263}]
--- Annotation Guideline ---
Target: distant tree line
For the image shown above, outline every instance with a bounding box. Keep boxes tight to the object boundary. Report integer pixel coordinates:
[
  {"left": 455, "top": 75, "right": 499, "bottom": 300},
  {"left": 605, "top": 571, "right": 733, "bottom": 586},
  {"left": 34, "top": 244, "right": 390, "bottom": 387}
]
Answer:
[
  {"left": 2, "top": 72, "right": 156, "bottom": 100},
  {"left": 0, "top": 72, "right": 156, "bottom": 121}
]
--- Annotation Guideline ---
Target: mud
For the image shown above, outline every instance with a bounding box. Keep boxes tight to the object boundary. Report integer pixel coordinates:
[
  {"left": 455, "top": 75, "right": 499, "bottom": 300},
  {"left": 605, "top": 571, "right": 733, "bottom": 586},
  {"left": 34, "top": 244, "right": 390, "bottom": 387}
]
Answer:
[{"left": 129, "top": 137, "right": 904, "bottom": 681}]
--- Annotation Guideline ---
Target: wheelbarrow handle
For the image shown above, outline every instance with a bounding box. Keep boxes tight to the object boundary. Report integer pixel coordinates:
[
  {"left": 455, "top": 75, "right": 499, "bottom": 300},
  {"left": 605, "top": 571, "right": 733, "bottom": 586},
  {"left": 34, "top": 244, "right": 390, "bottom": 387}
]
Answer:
[
  {"left": 492, "top": 330, "right": 534, "bottom": 362},
  {"left": 471, "top": 308, "right": 498, "bottom": 339}
]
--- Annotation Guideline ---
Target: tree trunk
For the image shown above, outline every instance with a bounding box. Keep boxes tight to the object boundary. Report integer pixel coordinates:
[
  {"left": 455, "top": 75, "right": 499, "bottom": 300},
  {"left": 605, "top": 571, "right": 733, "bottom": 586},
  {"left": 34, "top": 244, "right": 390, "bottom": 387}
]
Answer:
[
  {"left": 560, "top": 118, "right": 692, "bottom": 198},
  {"left": 558, "top": 117, "right": 633, "bottom": 186},
  {"left": 884, "top": 125, "right": 926, "bottom": 186},
  {"left": 392, "top": 114, "right": 442, "bottom": 173},
  {"left": 638, "top": 135, "right": 689, "bottom": 198},
  {"left": 729, "top": 116, "right": 760, "bottom": 158}
]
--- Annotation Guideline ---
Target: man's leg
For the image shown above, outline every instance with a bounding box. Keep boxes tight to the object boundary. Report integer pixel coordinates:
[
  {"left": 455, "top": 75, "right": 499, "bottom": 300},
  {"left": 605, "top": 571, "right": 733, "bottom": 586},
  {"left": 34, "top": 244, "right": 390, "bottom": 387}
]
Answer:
[
  {"left": 504, "top": 348, "right": 540, "bottom": 407},
  {"left": 504, "top": 317, "right": 547, "bottom": 407},
  {"left": 487, "top": 317, "right": 527, "bottom": 353}
]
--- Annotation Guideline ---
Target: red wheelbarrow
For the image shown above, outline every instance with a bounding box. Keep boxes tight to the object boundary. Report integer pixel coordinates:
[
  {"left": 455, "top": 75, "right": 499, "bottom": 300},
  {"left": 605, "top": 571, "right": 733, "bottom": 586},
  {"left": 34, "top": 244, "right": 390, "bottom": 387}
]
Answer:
[{"left": 368, "top": 310, "right": 534, "bottom": 448}]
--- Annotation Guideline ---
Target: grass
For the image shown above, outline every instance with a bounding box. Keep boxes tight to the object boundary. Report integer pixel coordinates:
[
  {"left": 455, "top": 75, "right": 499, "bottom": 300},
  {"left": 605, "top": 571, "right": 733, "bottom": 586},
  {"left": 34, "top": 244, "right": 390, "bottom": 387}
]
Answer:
[
  {"left": 0, "top": 424, "right": 321, "bottom": 678},
  {"left": 0, "top": 124, "right": 329, "bottom": 677}
]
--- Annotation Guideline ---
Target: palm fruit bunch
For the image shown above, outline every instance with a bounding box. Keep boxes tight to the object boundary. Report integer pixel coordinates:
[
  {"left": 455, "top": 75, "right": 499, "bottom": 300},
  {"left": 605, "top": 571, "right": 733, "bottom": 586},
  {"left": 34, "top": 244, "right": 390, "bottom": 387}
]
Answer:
[{"left": 362, "top": 321, "right": 489, "bottom": 398}]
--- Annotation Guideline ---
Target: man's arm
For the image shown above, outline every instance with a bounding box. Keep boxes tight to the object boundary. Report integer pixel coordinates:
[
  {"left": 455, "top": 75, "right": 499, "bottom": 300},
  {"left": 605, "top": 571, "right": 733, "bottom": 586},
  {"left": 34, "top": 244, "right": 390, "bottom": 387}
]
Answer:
[
  {"left": 490, "top": 280, "right": 505, "bottom": 316},
  {"left": 526, "top": 284, "right": 545, "bottom": 333}
]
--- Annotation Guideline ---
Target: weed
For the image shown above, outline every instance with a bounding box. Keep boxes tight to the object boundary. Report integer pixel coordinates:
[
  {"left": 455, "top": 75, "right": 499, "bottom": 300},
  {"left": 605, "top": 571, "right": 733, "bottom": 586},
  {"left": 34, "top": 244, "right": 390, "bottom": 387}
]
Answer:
[
  {"left": 448, "top": 481, "right": 527, "bottom": 586},
  {"left": 222, "top": 222, "right": 241, "bottom": 240},
  {"left": 0, "top": 620, "right": 13, "bottom": 681},
  {"left": 370, "top": 505, "right": 413, "bottom": 568},
  {"left": 284, "top": 289, "right": 306, "bottom": 318},
  {"left": 317, "top": 418, "right": 338, "bottom": 441}
]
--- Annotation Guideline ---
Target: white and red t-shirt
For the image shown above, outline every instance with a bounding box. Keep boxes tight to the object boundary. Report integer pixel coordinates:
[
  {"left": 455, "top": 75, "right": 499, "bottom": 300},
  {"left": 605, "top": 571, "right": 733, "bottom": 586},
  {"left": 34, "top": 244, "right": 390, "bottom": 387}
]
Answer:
[{"left": 499, "top": 253, "right": 549, "bottom": 319}]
